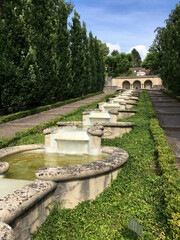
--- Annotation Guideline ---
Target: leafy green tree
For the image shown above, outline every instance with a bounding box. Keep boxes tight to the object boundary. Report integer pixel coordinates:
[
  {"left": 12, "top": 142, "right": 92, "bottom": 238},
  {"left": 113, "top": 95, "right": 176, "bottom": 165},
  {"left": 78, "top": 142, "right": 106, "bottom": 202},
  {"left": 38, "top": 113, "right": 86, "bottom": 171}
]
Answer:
[
  {"left": 146, "top": 3, "right": 180, "bottom": 93},
  {"left": 141, "top": 51, "right": 159, "bottom": 74},
  {"left": 111, "top": 50, "right": 119, "bottom": 56},
  {"left": 131, "top": 48, "right": 142, "bottom": 67},
  {"left": 105, "top": 53, "right": 133, "bottom": 77},
  {"left": 97, "top": 40, "right": 109, "bottom": 56}
]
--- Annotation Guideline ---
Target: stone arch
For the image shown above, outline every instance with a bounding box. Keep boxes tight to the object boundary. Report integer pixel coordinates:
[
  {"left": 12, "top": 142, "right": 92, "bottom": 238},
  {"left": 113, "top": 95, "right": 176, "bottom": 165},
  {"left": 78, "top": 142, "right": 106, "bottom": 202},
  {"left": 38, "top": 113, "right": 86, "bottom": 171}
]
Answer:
[
  {"left": 122, "top": 81, "right": 130, "bottom": 89},
  {"left": 133, "top": 80, "right": 141, "bottom": 89},
  {"left": 144, "top": 80, "right": 152, "bottom": 89}
]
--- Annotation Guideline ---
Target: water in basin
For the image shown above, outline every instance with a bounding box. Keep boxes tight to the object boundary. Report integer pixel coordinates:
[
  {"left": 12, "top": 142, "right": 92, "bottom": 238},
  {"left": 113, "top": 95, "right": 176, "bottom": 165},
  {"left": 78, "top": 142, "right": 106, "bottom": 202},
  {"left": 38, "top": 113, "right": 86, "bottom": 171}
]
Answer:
[{"left": 1, "top": 149, "right": 107, "bottom": 180}]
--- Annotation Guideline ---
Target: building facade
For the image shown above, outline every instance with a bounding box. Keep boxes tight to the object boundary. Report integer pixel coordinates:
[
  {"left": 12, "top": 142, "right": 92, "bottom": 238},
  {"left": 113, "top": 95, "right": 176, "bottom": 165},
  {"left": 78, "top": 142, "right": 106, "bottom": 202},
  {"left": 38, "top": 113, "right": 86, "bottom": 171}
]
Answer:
[{"left": 111, "top": 75, "right": 162, "bottom": 90}]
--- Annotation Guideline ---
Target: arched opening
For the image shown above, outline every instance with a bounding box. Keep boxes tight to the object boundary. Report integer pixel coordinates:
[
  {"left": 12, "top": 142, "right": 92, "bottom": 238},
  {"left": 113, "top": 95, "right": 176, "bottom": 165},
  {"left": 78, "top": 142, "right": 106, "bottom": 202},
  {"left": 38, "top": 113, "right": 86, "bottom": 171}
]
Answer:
[
  {"left": 133, "top": 80, "right": 141, "bottom": 89},
  {"left": 122, "top": 81, "right": 130, "bottom": 89},
  {"left": 144, "top": 80, "right": 152, "bottom": 89}
]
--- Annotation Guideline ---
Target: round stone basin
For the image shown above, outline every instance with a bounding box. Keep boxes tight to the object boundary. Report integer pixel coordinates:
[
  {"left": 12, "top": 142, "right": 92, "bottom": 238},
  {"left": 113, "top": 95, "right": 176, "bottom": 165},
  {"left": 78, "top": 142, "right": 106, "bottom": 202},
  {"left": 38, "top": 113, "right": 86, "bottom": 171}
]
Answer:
[{"left": 1, "top": 149, "right": 108, "bottom": 181}]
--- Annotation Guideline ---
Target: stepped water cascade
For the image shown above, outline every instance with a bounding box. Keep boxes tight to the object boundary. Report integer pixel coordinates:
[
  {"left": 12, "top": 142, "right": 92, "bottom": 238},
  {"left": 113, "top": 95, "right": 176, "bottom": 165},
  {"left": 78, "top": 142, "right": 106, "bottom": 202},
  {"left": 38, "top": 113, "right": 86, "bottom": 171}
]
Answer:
[{"left": 0, "top": 90, "right": 139, "bottom": 240}]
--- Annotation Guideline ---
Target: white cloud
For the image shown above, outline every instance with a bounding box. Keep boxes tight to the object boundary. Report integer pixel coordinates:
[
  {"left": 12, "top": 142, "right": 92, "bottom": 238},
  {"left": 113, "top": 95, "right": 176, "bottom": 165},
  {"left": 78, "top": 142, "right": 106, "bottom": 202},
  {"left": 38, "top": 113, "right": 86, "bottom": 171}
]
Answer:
[
  {"left": 106, "top": 43, "right": 121, "bottom": 54},
  {"left": 128, "top": 45, "right": 149, "bottom": 60}
]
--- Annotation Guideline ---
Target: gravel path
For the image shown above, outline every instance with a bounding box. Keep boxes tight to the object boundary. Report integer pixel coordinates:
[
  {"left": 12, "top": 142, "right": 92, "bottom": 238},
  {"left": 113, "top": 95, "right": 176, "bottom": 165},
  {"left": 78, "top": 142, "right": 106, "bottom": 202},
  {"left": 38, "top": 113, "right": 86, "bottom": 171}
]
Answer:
[
  {"left": 149, "top": 91, "right": 180, "bottom": 170},
  {"left": 0, "top": 92, "right": 112, "bottom": 139}
]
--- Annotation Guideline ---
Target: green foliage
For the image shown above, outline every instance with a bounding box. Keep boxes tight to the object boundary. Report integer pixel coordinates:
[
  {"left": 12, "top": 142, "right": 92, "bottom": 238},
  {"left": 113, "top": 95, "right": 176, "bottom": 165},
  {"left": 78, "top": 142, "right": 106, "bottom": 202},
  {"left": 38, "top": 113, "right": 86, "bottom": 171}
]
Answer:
[
  {"left": 105, "top": 53, "right": 134, "bottom": 77},
  {"left": 31, "top": 92, "right": 173, "bottom": 240},
  {"left": 131, "top": 48, "right": 142, "bottom": 67},
  {"left": 141, "top": 51, "right": 160, "bottom": 74},
  {"left": 0, "top": 1, "right": 106, "bottom": 112},
  {"left": 150, "top": 118, "right": 180, "bottom": 239},
  {"left": 0, "top": 92, "right": 102, "bottom": 124},
  {"left": 70, "top": 11, "right": 84, "bottom": 97},
  {"left": 81, "top": 22, "right": 92, "bottom": 95},
  {"left": 145, "top": 3, "right": 180, "bottom": 93},
  {"left": 111, "top": 50, "right": 119, "bottom": 56},
  {"left": 97, "top": 40, "right": 110, "bottom": 57}
]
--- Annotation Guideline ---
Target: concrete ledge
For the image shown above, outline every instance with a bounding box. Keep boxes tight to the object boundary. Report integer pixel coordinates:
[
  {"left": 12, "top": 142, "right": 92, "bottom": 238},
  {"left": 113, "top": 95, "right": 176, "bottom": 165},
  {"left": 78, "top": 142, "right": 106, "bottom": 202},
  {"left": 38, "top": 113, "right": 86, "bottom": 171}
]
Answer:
[
  {"left": 94, "top": 122, "right": 135, "bottom": 139},
  {"left": 0, "top": 222, "right": 15, "bottom": 240},
  {"left": 94, "top": 122, "right": 135, "bottom": 127},
  {"left": 109, "top": 109, "right": 137, "bottom": 114},
  {"left": 56, "top": 121, "right": 82, "bottom": 127},
  {"left": 109, "top": 109, "right": 137, "bottom": 120},
  {"left": 0, "top": 179, "right": 57, "bottom": 224},
  {"left": 36, "top": 147, "right": 128, "bottom": 181},
  {"left": 0, "top": 144, "right": 44, "bottom": 159},
  {"left": 0, "top": 162, "right": 9, "bottom": 174}
]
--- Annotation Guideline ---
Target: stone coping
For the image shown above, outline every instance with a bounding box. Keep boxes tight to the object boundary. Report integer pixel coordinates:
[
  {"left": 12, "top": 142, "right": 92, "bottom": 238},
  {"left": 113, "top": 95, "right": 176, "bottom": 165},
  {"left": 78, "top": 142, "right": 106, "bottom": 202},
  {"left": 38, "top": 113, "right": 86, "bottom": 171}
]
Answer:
[
  {"left": 87, "top": 126, "right": 104, "bottom": 136},
  {"left": 56, "top": 121, "right": 82, "bottom": 127},
  {"left": 44, "top": 125, "right": 104, "bottom": 137},
  {"left": 114, "top": 75, "right": 159, "bottom": 79},
  {"left": 83, "top": 109, "right": 101, "bottom": 115},
  {"left": 0, "top": 179, "right": 57, "bottom": 224},
  {"left": 0, "top": 162, "right": 9, "bottom": 174},
  {"left": 0, "top": 222, "right": 15, "bottom": 240},
  {"left": 94, "top": 122, "right": 135, "bottom": 127},
  {"left": 36, "top": 146, "right": 128, "bottom": 181},
  {"left": 0, "top": 144, "right": 44, "bottom": 159},
  {"left": 109, "top": 109, "right": 137, "bottom": 115},
  {"left": 125, "top": 102, "right": 138, "bottom": 105}
]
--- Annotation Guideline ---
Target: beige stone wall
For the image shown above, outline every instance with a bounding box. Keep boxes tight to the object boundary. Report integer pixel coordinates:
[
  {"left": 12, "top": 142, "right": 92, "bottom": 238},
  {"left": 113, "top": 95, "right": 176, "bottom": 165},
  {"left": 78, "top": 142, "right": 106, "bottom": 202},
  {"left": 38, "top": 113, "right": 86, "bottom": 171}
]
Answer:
[
  {"left": 53, "top": 168, "right": 120, "bottom": 209},
  {"left": 112, "top": 76, "right": 162, "bottom": 89}
]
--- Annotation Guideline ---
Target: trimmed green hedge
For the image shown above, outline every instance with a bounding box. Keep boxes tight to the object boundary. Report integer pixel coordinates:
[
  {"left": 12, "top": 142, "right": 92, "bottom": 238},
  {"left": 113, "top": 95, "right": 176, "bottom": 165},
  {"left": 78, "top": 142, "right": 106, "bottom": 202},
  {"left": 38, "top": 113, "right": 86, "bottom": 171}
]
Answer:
[
  {"left": 0, "top": 92, "right": 103, "bottom": 124},
  {"left": 150, "top": 118, "right": 180, "bottom": 239}
]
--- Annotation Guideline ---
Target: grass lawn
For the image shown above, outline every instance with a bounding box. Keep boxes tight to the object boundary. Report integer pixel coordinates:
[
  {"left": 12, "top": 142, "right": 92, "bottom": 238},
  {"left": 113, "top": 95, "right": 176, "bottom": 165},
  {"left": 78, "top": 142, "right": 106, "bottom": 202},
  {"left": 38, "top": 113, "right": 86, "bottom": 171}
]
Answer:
[{"left": 31, "top": 92, "right": 172, "bottom": 240}]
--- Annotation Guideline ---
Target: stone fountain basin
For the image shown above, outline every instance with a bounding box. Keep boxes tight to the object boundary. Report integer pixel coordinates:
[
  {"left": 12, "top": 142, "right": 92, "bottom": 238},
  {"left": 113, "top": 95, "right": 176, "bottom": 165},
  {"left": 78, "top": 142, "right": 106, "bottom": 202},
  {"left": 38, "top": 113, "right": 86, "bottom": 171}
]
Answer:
[
  {"left": 35, "top": 146, "right": 128, "bottom": 181},
  {"left": 0, "top": 145, "right": 128, "bottom": 240}
]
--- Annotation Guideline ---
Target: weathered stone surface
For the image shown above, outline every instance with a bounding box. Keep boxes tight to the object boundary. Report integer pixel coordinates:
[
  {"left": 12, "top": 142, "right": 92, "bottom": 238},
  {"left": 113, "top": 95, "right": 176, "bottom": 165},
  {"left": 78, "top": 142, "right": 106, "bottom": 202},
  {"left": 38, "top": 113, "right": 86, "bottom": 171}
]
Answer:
[
  {"left": 56, "top": 121, "right": 82, "bottom": 127},
  {"left": 0, "top": 144, "right": 44, "bottom": 159},
  {"left": 94, "top": 122, "right": 135, "bottom": 127},
  {"left": 87, "top": 126, "right": 104, "bottom": 136},
  {"left": 36, "top": 147, "right": 129, "bottom": 181},
  {"left": 83, "top": 109, "right": 101, "bottom": 115},
  {"left": 43, "top": 127, "right": 60, "bottom": 135},
  {"left": 0, "top": 222, "right": 15, "bottom": 240},
  {"left": 0, "top": 179, "right": 57, "bottom": 224},
  {"left": 0, "top": 162, "right": 9, "bottom": 174},
  {"left": 109, "top": 109, "right": 137, "bottom": 114}
]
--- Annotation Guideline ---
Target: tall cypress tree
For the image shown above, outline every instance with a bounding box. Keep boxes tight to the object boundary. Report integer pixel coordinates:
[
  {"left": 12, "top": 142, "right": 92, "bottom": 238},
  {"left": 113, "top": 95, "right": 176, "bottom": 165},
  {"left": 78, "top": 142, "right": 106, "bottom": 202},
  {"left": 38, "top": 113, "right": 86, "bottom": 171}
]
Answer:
[
  {"left": 0, "top": 0, "right": 28, "bottom": 111},
  {"left": 89, "top": 32, "right": 97, "bottom": 93},
  {"left": 70, "top": 11, "right": 84, "bottom": 97},
  {"left": 53, "top": 0, "right": 73, "bottom": 100},
  {"left": 81, "top": 22, "right": 91, "bottom": 94},
  {"left": 131, "top": 48, "right": 142, "bottom": 67}
]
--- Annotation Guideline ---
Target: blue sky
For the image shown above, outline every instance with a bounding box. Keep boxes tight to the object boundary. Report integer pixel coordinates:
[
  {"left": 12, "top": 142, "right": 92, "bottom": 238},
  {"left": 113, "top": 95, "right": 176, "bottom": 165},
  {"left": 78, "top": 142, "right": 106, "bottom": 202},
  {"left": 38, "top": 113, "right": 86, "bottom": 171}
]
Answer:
[{"left": 69, "top": 0, "right": 179, "bottom": 59}]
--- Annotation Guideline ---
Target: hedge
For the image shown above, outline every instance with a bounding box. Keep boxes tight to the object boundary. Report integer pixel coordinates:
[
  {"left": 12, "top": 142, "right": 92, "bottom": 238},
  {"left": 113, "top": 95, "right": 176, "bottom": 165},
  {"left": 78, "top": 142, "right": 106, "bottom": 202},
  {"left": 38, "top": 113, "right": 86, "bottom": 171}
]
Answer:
[
  {"left": 150, "top": 118, "right": 180, "bottom": 239},
  {"left": 0, "top": 92, "right": 103, "bottom": 124}
]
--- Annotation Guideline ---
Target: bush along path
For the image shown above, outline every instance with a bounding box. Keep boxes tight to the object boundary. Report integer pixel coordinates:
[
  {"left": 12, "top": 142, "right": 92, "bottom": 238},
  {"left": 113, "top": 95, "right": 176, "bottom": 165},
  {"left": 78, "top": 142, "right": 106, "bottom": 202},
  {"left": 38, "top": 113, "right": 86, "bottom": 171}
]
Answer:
[{"left": 31, "top": 91, "right": 178, "bottom": 240}]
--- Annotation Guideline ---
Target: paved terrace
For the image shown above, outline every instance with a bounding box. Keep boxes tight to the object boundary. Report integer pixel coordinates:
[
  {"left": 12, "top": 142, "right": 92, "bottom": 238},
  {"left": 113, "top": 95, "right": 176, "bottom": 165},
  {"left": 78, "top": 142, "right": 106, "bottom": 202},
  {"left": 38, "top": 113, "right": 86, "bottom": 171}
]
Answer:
[
  {"left": 148, "top": 91, "right": 180, "bottom": 170},
  {"left": 0, "top": 92, "right": 113, "bottom": 139}
]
